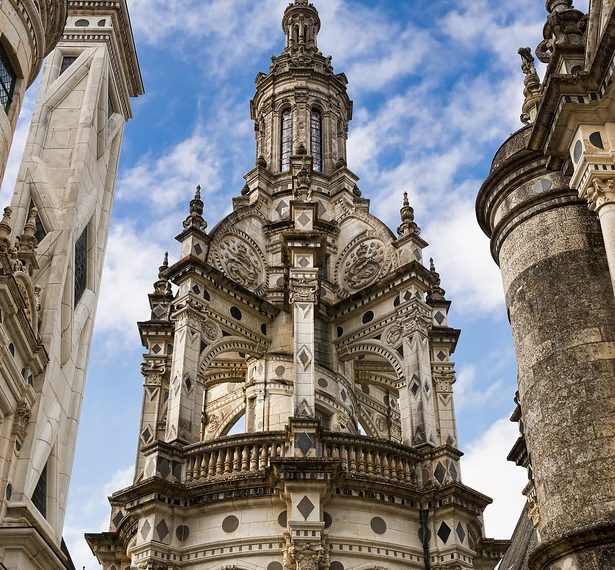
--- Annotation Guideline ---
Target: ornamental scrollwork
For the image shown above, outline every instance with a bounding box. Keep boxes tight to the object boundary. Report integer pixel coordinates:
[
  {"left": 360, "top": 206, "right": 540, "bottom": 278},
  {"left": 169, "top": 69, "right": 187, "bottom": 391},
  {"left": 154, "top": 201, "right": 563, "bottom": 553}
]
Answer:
[
  {"left": 289, "top": 278, "right": 319, "bottom": 304},
  {"left": 384, "top": 324, "right": 403, "bottom": 347},
  {"left": 584, "top": 177, "right": 615, "bottom": 212},
  {"left": 12, "top": 401, "right": 30, "bottom": 440},
  {"left": 284, "top": 539, "right": 329, "bottom": 570}
]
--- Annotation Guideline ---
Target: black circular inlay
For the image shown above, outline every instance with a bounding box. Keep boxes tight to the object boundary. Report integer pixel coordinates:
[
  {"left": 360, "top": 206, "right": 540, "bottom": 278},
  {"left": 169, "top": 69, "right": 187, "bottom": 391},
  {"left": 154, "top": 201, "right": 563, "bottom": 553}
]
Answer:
[
  {"left": 230, "top": 307, "right": 242, "bottom": 320},
  {"left": 331, "top": 562, "right": 344, "bottom": 570},
  {"left": 176, "top": 525, "right": 190, "bottom": 542},
  {"left": 5, "top": 483, "right": 12, "bottom": 500},
  {"left": 370, "top": 516, "right": 387, "bottom": 534},
  {"left": 222, "top": 515, "right": 239, "bottom": 533},
  {"left": 275, "top": 366, "right": 285, "bottom": 377},
  {"left": 318, "top": 378, "right": 328, "bottom": 389},
  {"left": 590, "top": 131, "right": 604, "bottom": 149},
  {"left": 324, "top": 511, "right": 332, "bottom": 529},
  {"left": 278, "top": 511, "right": 287, "bottom": 527},
  {"left": 337, "top": 326, "right": 343, "bottom": 338},
  {"left": 361, "top": 384, "right": 370, "bottom": 394},
  {"left": 573, "top": 139, "right": 583, "bottom": 163},
  {"left": 261, "top": 323, "right": 267, "bottom": 335},
  {"left": 362, "top": 311, "right": 374, "bottom": 324},
  {"left": 268, "top": 563, "right": 283, "bottom": 570},
  {"left": 394, "top": 295, "right": 400, "bottom": 307},
  {"left": 341, "top": 390, "right": 347, "bottom": 401}
]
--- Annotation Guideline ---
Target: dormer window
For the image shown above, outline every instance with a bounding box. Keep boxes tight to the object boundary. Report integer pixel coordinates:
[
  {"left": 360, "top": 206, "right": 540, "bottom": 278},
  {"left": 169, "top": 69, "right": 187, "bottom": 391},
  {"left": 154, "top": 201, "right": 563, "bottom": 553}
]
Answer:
[
  {"left": 280, "top": 108, "right": 293, "bottom": 172},
  {"left": 311, "top": 109, "right": 323, "bottom": 173}
]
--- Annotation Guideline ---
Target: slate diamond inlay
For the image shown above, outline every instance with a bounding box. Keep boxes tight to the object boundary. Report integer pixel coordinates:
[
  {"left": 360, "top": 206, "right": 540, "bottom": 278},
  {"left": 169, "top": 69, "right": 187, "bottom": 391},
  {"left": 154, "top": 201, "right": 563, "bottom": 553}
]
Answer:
[
  {"left": 298, "top": 256, "right": 310, "bottom": 268},
  {"left": 437, "top": 521, "right": 451, "bottom": 544},
  {"left": 193, "top": 243, "right": 203, "bottom": 255},
  {"left": 456, "top": 522, "right": 466, "bottom": 543},
  {"left": 434, "top": 312, "right": 445, "bottom": 325},
  {"left": 153, "top": 304, "right": 165, "bottom": 318},
  {"left": 410, "top": 377, "right": 420, "bottom": 397},
  {"left": 297, "top": 495, "right": 315, "bottom": 520},
  {"left": 275, "top": 200, "right": 288, "bottom": 218},
  {"left": 297, "top": 213, "right": 310, "bottom": 226},
  {"left": 155, "top": 518, "right": 169, "bottom": 541},
  {"left": 297, "top": 346, "right": 312, "bottom": 369},
  {"left": 296, "top": 433, "right": 314, "bottom": 455},
  {"left": 140, "top": 519, "right": 151, "bottom": 540},
  {"left": 449, "top": 462, "right": 458, "bottom": 481},
  {"left": 434, "top": 462, "right": 446, "bottom": 484},
  {"left": 112, "top": 510, "right": 124, "bottom": 528},
  {"left": 151, "top": 344, "right": 161, "bottom": 354},
  {"left": 437, "top": 351, "right": 447, "bottom": 361}
]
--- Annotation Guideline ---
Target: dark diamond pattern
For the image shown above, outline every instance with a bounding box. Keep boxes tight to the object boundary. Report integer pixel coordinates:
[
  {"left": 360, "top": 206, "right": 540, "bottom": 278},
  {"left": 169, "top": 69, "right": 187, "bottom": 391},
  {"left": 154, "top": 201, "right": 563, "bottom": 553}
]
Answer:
[
  {"left": 456, "top": 522, "right": 466, "bottom": 543},
  {"left": 112, "top": 510, "right": 124, "bottom": 527},
  {"left": 297, "top": 495, "right": 315, "bottom": 520},
  {"left": 437, "top": 351, "right": 447, "bottom": 361},
  {"left": 434, "top": 312, "right": 445, "bottom": 325},
  {"left": 155, "top": 518, "right": 169, "bottom": 541},
  {"left": 140, "top": 519, "right": 151, "bottom": 539},
  {"left": 437, "top": 521, "right": 451, "bottom": 544},
  {"left": 434, "top": 462, "right": 446, "bottom": 484},
  {"left": 296, "top": 433, "right": 313, "bottom": 455}
]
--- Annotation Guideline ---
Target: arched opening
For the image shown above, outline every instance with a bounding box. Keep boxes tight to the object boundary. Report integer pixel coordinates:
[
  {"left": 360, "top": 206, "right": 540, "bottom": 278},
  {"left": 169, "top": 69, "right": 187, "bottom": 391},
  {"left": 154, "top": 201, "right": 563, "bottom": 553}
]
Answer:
[
  {"left": 311, "top": 108, "right": 323, "bottom": 173},
  {"left": 280, "top": 108, "right": 293, "bottom": 172},
  {"left": 224, "top": 412, "right": 246, "bottom": 436}
]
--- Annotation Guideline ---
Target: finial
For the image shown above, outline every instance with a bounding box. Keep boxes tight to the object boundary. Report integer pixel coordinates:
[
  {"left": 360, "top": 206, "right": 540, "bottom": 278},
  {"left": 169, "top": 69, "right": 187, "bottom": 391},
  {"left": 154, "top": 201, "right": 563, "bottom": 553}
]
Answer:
[
  {"left": 546, "top": 0, "right": 572, "bottom": 13},
  {"left": 427, "top": 257, "right": 446, "bottom": 303},
  {"left": 162, "top": 251, "right": 169, "bottom": 268},
  {"left": 0, "top": 207, "right": 12, "bottom": 244},
  {"left": 0, "top": 207, "right": 12, "bottom": 228},
  {"left": 183, "top": 186, "right": 207, "bottom": 232},
  {"left": 23, "top": 207, "right": 38, "bottom": 237},
  {"left": 154, "top": 252, "right": 172, "bottom": 296},
  {"left": 397, "top": 192, "right": 420, "bottom": 237},
  {"left": 518, "top": 48, "right": 542, "bottom": 125}
]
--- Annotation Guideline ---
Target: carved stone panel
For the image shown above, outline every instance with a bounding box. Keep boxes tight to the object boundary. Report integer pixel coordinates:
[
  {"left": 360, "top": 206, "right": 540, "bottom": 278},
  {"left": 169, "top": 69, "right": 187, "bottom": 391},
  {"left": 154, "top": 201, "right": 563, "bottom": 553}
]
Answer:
[
  {"left": 336, "top": 235, "right": 391, "bottom": 296},
  {"left": 212, "top": 232, "right": 267, "bottom": 295}
]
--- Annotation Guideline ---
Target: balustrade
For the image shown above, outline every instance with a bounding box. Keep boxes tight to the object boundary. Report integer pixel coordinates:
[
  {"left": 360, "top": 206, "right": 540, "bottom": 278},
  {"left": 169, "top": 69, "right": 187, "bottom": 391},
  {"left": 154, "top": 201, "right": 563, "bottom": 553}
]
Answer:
[{"left": 183, "top": 431, "right": 418, "bottom": 486}]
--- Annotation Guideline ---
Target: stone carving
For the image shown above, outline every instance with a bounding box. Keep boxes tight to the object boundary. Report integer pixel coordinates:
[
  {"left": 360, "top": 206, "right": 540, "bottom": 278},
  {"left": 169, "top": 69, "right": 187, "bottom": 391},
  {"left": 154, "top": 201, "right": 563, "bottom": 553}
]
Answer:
[
  {"left": 215, "top": 235, "right": 263, "bottom": 289},
  {"left": 384, "top": 324, "right": 403, "bottom": 347},
  {"left": 284, "top": 541, "right": 328, "bottom": 570},
  {"left": 289, "top": 278, "right": 319, "bottom": 304},
  {"left": 202, "top": 319, "right": 220, "bottom": 341},
  {"left": 12, "top": 401, "right": 30, "bottom": 440},
  {"left": 140, "top": 360, "right": 166, "bottom": 386},
  {"left": 536, "top": 1, "right": 587, "bottom": 63},
  {"left": 585, "top": 177, "right": 615, "bottom": 211},
  {"left": 341, "top": 239, "right": 389, "bottom": 291}
]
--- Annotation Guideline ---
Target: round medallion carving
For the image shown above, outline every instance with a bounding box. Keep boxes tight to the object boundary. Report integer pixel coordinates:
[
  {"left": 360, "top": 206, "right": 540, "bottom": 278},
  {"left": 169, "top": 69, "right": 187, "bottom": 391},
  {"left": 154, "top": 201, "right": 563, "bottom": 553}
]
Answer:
[
  {"left": 213, "top": 234, "right": 266, "bottom": 291},
  {"left": 384, "top": 324, "right": 403, "bottom": 347},
  {"left": 337, "top": 236, "right": 391, "bottom": 295}
]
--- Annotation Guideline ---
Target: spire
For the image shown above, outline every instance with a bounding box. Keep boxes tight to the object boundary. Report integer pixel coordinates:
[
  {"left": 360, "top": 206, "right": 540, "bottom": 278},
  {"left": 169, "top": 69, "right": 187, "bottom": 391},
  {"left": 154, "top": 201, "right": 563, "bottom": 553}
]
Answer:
[
  {"left": 182, "top": 185, "right": 207, "bottom": 232},
  {"left": 152, "top": 251, "right": 172, "bottom": 296},
  {"left": 397, "top": 192, "right": 421, "bottom": 237},
  {"left": 427, "top": 258, "right": 446, "bottom": 303},
  {"left": 282, "top": 0, "right": 321, "bottom": 54}
]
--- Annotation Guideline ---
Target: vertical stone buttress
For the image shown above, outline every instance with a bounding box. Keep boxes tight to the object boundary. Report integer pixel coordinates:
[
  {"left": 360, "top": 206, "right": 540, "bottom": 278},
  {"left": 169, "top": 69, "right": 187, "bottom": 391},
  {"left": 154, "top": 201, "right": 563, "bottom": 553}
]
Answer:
[{"left": 3, "top": 1, "right": 142, "bottom": 545}]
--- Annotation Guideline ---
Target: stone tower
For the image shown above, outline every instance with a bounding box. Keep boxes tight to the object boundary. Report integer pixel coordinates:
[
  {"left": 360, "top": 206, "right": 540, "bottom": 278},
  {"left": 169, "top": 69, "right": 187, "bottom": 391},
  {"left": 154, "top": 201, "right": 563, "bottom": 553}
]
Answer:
[
  {"left": 0, "top": 2, "right": 142, "bottom": 568},
  {"left": 478, "top": 1, "right": 615, "bottom": 569},
  {"left": 87, "top": 2, "right": 507, "bottom": 569}
]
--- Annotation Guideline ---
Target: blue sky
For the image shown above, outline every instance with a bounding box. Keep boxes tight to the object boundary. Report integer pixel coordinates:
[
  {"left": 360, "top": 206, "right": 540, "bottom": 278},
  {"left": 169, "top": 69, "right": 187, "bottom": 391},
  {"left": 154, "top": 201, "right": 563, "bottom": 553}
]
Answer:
[{"left": 0, "top": 0, "right": 591, "bottom": 567}]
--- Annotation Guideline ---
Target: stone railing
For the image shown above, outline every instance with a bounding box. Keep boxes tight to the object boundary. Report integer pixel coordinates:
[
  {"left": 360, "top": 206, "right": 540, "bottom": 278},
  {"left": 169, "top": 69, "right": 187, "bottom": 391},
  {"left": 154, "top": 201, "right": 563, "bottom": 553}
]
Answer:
[
  {"left": 182, "top": 431, "right": 419, "bottom": 486},
  {"left": 321, "top": 432, "right": 418, "bottom": 485},
  {"left": 184, "top": 432, "right": 287, "bottom": 484}
]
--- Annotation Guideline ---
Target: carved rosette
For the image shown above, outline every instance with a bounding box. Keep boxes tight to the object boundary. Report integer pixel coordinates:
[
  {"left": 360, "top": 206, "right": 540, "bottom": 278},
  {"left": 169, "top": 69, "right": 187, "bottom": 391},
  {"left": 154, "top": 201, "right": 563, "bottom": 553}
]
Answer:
[
  {"left": 289, "top": 277, "right": 319, "bottom": 304},
  {"left": 336, "top": 235, "right": 391, "bottom": 296},
  {"left": 201, "top": 318, "right": 220, "bottom": 342},
  {"left": 383, "top": 324, "right": 403, "bottom": 347},
  {"left": 212, "top": 232, "right": 267, "bottom": 295}
]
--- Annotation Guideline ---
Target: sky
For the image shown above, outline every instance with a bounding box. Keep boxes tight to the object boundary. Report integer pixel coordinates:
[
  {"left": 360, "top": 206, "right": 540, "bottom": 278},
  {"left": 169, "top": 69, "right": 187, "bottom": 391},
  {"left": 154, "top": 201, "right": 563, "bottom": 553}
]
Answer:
[{"left": 0, "top": 0, "right": 591, "bottom": 568}]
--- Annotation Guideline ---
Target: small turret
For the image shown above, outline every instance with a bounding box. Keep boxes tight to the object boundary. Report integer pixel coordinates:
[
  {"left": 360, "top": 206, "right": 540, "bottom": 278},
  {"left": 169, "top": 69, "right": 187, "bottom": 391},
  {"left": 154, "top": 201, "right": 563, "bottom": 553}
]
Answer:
[
  {"left": 177, "top": 186, "right": 210, "bottom": 261},
  {"left": 397, "top": 192, "right": 420, "bottom": 237},
  {"left": 282, "top": 0, "right": 321, "bottom": 53}
]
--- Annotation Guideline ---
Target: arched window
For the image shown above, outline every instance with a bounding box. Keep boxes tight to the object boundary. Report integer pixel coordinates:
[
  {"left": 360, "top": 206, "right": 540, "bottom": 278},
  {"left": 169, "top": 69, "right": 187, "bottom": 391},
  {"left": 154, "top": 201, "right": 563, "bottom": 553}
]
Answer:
[
  {"left": 0, "top": 45, "right": 17, "bottom": 114},
  {"left": 311, "top": 108, "right": 323, "bottom": 173},
  {"left": 280, "top": 108, "right": 293, "bottom": 172}
]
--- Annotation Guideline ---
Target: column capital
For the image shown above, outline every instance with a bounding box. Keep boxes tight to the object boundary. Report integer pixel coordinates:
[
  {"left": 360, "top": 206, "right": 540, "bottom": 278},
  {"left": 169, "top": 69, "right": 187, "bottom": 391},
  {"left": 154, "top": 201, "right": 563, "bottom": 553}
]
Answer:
[{"left": 584, "top": 177, "right": 615, "bottom": 212}]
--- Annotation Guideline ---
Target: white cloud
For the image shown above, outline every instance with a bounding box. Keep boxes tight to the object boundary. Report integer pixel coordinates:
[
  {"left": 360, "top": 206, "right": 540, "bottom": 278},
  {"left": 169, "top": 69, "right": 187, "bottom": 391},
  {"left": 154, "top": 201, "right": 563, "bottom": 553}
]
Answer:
[
  {"left": 462, "top": 417, "right": 527, "bottom": 539},
  {"left": 455, "top": 364, "right": 504, "bottom": 411},
  {"left": 64, "top": 466, "right": 133, "bottom": 570}
]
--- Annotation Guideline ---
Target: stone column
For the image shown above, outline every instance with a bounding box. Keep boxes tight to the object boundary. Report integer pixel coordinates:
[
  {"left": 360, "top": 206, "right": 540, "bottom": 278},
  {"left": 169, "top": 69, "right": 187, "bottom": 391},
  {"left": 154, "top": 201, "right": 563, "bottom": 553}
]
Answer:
[
  {"left": 165, "top": 301, "right": 203, "bottom": 444},
  {"left": 583, "top": 177, "right": 615, "bottom": 296},
  {"left": 290, "top": 272, "right": 319, "bottom": 417},
  {"left": 398, "top": 293, "right": 437, "bottom": 447}
]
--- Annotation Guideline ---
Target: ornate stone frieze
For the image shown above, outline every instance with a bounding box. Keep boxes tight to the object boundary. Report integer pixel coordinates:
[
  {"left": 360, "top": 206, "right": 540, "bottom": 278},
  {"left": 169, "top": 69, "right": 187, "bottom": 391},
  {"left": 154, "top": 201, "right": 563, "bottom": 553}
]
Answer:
[{"left": 284, "top": 538, "right": 329, "bottom": 570}]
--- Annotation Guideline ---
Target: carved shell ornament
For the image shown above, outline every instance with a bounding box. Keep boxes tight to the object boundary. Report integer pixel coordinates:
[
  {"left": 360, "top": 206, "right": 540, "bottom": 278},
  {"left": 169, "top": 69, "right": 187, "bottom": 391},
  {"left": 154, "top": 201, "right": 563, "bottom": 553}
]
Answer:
[
  {"left": 337, "top": 237, "right": 391, "bottom": 294},
  {"left": 212, "top": 233, "right": 267, "bottom": 294}
]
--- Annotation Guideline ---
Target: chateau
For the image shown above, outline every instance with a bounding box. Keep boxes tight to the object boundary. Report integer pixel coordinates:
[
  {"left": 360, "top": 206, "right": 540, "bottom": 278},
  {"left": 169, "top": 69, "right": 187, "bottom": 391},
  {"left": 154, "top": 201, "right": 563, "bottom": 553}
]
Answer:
[{"left": 0, "top": 1, "right": 612, "bottom": 570}]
